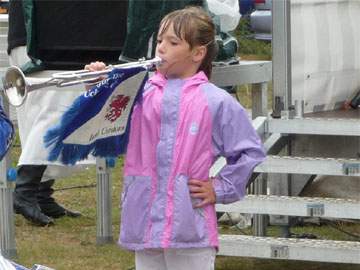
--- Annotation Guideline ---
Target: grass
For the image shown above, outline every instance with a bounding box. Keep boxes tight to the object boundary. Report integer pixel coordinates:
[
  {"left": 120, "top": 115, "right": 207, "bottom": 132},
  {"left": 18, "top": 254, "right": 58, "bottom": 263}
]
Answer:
[
  {"left": 231, "top": 17, "right": 273, "bottom": 110},
  {"left": 5, "top": 17, "right": 360, "bottom": 270},
  {"left": 235, "top": 17, "right": 272, "bottom": 61},
  {"left": 13, "top": 159, "right": 134, "bottom": 270},
  {"left": 9, "top": 148, "right": 360, "bottom": 270}
]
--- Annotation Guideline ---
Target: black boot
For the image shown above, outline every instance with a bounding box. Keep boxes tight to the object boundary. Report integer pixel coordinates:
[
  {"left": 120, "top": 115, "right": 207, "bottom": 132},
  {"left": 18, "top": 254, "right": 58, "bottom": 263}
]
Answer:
[
  {"left": 14, "top": 165, "right": 54, "bottom": 226},
  {"left": 38, "top": 179, "right": 81, "bottom": 219}
]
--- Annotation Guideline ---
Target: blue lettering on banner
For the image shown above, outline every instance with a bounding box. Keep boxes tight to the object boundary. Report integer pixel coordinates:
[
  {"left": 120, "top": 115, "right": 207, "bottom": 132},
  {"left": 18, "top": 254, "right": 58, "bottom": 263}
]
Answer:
[
  {"left": 83, "top": 73, "right": 124, "bottom": 98},
  {"left": 88, "top": 125, "right": 126, "bottom": 142}
]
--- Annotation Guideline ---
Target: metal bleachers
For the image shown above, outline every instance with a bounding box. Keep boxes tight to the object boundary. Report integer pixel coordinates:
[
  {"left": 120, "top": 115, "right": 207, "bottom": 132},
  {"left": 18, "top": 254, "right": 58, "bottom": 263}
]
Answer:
[{"left": 213, "top": 112, "right": 360, "bottom": 264}]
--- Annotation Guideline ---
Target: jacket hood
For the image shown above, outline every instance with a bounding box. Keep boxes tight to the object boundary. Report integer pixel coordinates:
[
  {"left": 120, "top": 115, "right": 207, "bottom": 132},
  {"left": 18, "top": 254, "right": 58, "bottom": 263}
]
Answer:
[{"left": 149, "top": 71, "right": 209, "bottom": 89}]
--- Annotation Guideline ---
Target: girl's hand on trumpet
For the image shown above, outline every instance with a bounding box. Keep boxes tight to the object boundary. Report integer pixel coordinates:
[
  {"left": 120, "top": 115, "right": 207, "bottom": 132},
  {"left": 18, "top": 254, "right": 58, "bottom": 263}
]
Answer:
[
  {"left": 84, "top": 61, "right": 107, "bottom": 90},
  {"left": 84, "top": 61, "right": 106, "bottom": 72}
]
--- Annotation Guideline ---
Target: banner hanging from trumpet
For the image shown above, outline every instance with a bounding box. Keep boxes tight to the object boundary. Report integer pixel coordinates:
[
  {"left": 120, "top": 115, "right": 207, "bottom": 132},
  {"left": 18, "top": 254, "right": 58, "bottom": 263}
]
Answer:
[{"left": 44, "top": 66, "right": 148, "bottom": 165}]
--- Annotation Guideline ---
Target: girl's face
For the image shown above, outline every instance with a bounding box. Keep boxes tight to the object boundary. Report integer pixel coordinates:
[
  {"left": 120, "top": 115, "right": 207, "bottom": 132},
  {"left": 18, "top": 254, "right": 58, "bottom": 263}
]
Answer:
[{"left": 155, "top": 23, "right": 204, "bottom": 79}]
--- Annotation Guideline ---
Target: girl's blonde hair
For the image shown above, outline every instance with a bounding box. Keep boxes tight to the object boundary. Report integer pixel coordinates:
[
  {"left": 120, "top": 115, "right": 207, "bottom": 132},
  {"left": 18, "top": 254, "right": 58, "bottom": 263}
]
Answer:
[{"left": 159, "top": 6, "right": 217, "bottom": 78}]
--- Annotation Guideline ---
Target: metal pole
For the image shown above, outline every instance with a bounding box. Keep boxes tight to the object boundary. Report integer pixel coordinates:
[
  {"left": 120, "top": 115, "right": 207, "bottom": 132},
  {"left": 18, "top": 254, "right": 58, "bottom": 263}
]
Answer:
[
  {"left": 251, "top": 82, "right": 268, "bottom": 119},
  {"left": 0, "top": 98, "right": 16, "bottom": 259},
  {"left": 272, "top": 0, "right": 292, "bottom": 110},
  {"left": 251, "top": 82, "right": 268, "bottom": 236},
  {"left": 0, "top": 186, "right": 16, "bottom": 258},
  {"left": 96, "top": 158, "right": 113, "bottom": 245},
  {"left": 269, "top": 0, "right": 292, "bottom": 231},
  {"left": 253, "top": 174, "right": 267, "bottom": 236}
]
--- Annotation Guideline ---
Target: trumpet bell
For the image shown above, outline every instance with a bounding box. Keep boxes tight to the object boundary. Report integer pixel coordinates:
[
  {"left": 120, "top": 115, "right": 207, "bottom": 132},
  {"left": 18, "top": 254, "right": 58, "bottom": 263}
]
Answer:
[{"left": 2, "top": 66, "right": 27, "bottom": 107}]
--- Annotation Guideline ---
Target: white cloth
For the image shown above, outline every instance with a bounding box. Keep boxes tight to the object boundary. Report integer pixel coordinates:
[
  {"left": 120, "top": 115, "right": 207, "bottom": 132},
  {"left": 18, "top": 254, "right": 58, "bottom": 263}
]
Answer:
[
  {"left": 135, "top": 248, "right": 216, "bottom": 270},
  {"left": 0, "top": 254, "right": 16, "bottom": 270},
  {"left": 291, "top": 0, "right": 360, "bottom": 113},
  {"left": 9, "top": 46, "right": 95, "bottom": 180},
  {"left": 206, "top": 0, "right": 241, "bottom": 32}
]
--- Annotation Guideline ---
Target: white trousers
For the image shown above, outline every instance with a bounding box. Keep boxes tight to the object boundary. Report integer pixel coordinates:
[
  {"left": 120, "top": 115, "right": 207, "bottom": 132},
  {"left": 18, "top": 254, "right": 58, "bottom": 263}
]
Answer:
[{"left": 135, "top": 247, "right": 216, "bottom": 270}]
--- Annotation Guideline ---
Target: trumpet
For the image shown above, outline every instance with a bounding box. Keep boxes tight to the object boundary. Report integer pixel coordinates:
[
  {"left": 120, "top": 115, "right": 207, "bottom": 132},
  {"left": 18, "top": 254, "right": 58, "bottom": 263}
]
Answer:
[{"left": 1, "top": 57, "right": 162, "bottom": 107}]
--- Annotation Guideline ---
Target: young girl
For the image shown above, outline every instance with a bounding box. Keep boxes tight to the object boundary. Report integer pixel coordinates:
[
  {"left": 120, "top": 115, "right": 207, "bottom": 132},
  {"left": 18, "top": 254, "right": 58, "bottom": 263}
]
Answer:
[{"left": 86, "top": 6, "right": 265, "bottom": 270}]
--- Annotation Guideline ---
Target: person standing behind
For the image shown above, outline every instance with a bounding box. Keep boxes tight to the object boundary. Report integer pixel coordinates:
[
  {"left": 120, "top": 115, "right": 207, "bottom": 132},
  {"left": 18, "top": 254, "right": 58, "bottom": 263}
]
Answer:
[
  {"left": 7, "top": 0, "right": 81, "bottom": 226},
  {"left": 86, "top": 7, "right": 265, "bottom": 269},
  {"left": 119, "top": 0, "right": 203, "bottom": 62}
]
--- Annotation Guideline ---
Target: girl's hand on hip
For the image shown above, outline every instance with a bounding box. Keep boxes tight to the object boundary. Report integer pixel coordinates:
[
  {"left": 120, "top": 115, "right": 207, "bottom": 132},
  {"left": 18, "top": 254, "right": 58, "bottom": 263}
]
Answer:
[{"left": 188, "top": 179, "right": 216, "bottom": 208}]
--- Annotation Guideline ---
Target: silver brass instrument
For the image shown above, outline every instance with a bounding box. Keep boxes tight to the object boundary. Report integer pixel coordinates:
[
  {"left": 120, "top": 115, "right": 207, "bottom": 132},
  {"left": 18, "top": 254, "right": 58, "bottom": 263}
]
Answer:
[{"left": 1, "top": 57, "right": 162, "bottom": 107}]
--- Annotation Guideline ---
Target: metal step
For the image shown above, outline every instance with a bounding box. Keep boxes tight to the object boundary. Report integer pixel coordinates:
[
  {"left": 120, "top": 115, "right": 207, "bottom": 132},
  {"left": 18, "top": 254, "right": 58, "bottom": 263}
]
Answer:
[
  {"left": 211, "top": 60, "right": 271, "bottom": 87},
  {"left": 219, "top": 234, "right": 360, "bottom": 264},
  {"left": 0, "top": 14, "right": 8, "bottom": 25},
  {"left": 0, "top": 34, "right": 7, "bottom": 52},
  {"left": 0, "top": 41, "right": 6, "bottom": 51},
  {"left": 216, "top": 195, "right": 360, "bottom": 219},
  {"left": 0, "top": 50, "right": 8, "bottom": 60},
  {"left": 0, "top": 67, "right": 7, "bottom": 75},
  {"left": 0, "top": 34, "right": 6, "bottom": 44},
  {"left": 0, "top": 27, "right": 7, "bottom": 35},
  {"left": 0, "top": 58, "right": 9, "bottom": 68},
  {"left": 254, "top": 155, "right": 360, "bottom": 176},
  {"left": 267, "top": 117, "right": 360, "bottom": 136}
]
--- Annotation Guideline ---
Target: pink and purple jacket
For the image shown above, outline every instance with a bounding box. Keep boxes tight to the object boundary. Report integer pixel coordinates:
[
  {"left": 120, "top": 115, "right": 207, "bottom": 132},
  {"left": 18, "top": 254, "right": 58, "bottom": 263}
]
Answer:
[{"left": 119, "top": 71, "right": 265, "bottom": 251}]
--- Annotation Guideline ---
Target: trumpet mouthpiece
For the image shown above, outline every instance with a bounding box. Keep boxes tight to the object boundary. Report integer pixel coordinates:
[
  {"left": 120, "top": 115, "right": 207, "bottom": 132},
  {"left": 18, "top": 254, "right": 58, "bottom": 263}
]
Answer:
[{"left": 153, "top": 56, "right": 163, "bottom": 65}]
